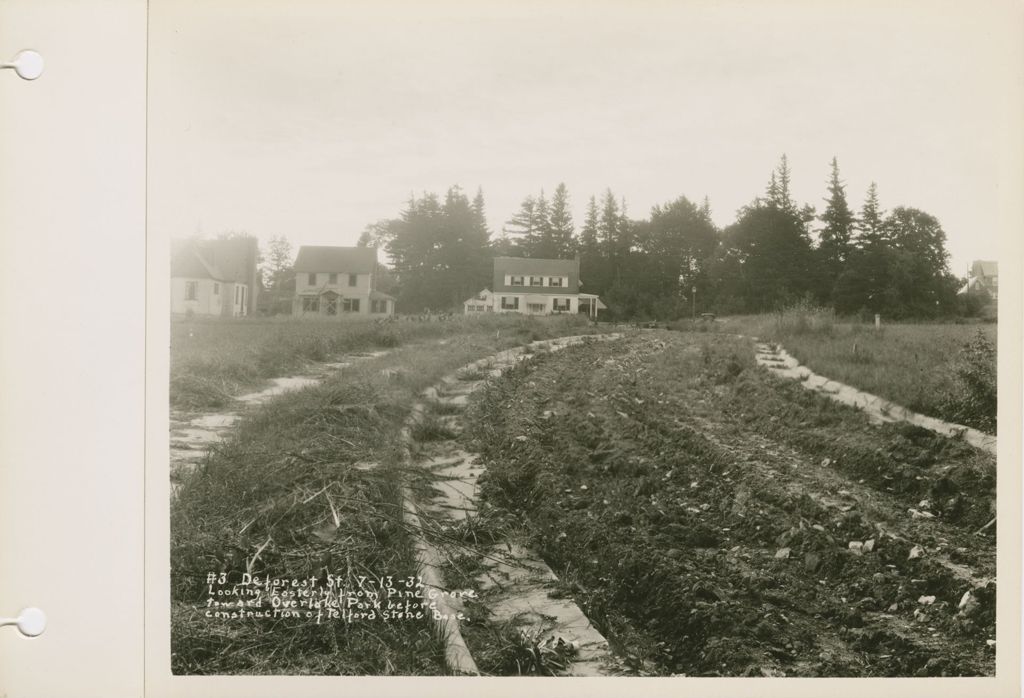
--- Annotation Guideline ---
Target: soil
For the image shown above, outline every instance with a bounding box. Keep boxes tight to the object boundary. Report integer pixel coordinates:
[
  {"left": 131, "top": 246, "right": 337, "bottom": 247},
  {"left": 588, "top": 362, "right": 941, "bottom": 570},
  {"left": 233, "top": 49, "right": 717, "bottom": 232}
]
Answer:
[{"left": 461, "top": 331, "right": 996, "bottom": 677}]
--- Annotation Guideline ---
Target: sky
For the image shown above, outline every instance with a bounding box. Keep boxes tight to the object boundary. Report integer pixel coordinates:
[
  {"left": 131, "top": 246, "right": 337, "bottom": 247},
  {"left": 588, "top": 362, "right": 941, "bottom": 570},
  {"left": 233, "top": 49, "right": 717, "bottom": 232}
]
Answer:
[{"left": 148, "top": 0, "right": 1019, "bottom": 277}]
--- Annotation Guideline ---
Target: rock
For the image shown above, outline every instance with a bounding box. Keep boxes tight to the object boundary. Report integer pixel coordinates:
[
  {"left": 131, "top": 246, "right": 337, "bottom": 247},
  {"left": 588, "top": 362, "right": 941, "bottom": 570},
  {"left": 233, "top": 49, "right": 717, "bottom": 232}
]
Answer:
[
  {"left": 820, "top": 458, "right": 832, "bottom": 467},
  {"left": 812, "top": 524, "right": 825, "bottom": 532},
  {"left": 918, "top": 595, "right": 936, "bottom": 605},
  {"left": 579, "top": 485, "right": 588, "bottom": 491},
  {"left": 514, "top": 435, "right": 529, "bottom": 442},
  {"left": 909, "top": 508, "right": 935, "bottom": 519},
  {"left": 775, "top": 547, "right": 791, "bottom": 559},
  {"left": 888, "top": 603, "right": 899, "bottom": 612},
  {"left": 848, "top": 541, "right": 864, "bottom": 555},
  {"left": 863, "top": 538, "right": 876, "bottom": 553},
  {"left": 804, "top": 552, "right": 822, "bottom": 572},
  {"left": 908, "top": 545, "right": 924, "bottom": 560},
  {"left": 958, "top": 590, "right": 979, "bottom": 616},
  {"left": 665, "top": 548, "right": 682, "bottom": 559}
]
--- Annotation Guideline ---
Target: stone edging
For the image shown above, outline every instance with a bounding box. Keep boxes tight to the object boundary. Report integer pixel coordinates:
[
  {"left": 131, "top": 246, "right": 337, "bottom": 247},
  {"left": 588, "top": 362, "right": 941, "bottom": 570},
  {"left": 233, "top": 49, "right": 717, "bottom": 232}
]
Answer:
[
  {"left": 398, "top": 333, "right": 622, "bottom": 676},
  {"left": 753, "top": 340, "right": 996, "bottom": 455}
]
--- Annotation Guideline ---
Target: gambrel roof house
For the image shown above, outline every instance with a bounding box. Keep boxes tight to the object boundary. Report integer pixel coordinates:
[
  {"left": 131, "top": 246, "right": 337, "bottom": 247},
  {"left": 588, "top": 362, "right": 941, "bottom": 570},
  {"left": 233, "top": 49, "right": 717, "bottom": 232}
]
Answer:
[
  {"left": 170, "top": 238, "right": 258, "bottom": 317},
  {"left": 292, "top": 245, "right": 395, "bottom": 318},
  {"left": 464, "top": 256, "right": 605, "bottom": 317}
]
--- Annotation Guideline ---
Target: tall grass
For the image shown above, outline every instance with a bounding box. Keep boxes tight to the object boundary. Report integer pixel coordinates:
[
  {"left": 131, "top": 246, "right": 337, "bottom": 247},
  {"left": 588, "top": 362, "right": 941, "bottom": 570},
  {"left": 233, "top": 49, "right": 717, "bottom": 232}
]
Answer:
[
  {"left": 724, "top": 305, "right": 998, "bottom": 433},
  {"left": 171, "top": 314, "right": 592, "bottom": 409},
  {"left": 171, "top": 323, "right": 600, "bottom": 674}
]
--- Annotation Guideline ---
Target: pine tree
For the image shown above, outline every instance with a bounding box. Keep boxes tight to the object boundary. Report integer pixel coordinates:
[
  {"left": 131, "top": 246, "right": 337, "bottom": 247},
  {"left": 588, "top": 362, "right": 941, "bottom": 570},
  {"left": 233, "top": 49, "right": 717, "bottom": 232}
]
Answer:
[
  {"left": 580, "top": 196, "right": 599, "bottom": 252},
  {"left": 502, "top": 195, "right": 537, "bottom": 255},
  {"left": 598, "top": 189, "right": 620, "bottom": 251},
  {"left": 470, "top": 187, "right": 490, "bottom": 238},
  {"left": 548, "top": 182, "right": 575, "bottom": 258},
  {"left": 817, "top": 157, "right": 856, "bottom": 298},
  {"left": 857, "top": 182, "right": 885, "bottom": 248},
  {"left": 528, "top": 189, "right": 553, "bottom": 257}
]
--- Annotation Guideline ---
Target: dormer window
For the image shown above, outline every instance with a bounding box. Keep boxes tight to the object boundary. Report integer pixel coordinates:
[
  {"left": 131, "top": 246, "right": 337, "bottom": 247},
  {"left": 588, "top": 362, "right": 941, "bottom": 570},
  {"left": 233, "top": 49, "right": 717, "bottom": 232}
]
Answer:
[
  {"left": 549, "top": 276, "right": 564, "bottom": 287},
  {"left": 530, "top": 276, "right": 544, "bottom": 286},
  {"left": 510, "top": 275, "right": 525, "bottom": 286}
]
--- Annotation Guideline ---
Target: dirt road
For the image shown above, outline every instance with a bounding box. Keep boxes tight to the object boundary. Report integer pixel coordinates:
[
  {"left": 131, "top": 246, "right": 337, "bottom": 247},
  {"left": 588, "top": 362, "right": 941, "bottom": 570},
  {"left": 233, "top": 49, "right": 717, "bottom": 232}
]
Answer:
[{"left": 461, "top": 331, "right": 996, "bottom": 676}]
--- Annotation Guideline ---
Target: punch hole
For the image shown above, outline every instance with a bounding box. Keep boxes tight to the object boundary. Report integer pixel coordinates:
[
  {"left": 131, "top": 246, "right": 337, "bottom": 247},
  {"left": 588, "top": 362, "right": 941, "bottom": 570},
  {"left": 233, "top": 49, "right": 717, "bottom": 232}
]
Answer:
[
  {"left": 1, "top": 50, "right": 45, "bottom": 80},
  {"left": 0, "top": 608, "right": 47, "bottom": 638}
]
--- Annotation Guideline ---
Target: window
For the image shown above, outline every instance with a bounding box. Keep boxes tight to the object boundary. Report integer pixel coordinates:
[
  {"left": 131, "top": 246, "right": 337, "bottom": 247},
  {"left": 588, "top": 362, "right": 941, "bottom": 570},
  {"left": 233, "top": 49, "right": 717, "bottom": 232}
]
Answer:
[
  {"left": 213, "top": 282, "right": 219, "bottom": 295},
  {"left": 553, "top": 298, "right": 571, "bottom": 312},
  {"left": 324, "top": 296, "right": 338, "bottom": 315},
  {"left": 529, "top": 276, "right": 544, "bottom": 286},
  {"left": 329, "top": 272, "right": 338, "bottom": 284},
  {"left": 348, "top": 274, "right": 358, "bottom": 287},
  {"left": 371, "top": 299, "right": 388, "bottom": 313},
  {"left": 527, "top": 303, "right": 545, "bottom": 313},
  {"left": 185, "top": 281, "right": 197, "bottom": 301},
  {"left": 308, "top": 273, "right": 316, "bottom": 286},
  {"left": 549, "top": 276, "right": 564, "bottom": 287},
  {"left": 235, "top": 286, "right": 240, "bottom": 304},
  {"left": 343, "top": 298, "right": 360, "bottom": 312},
  {"left": 501, "top": 296, "right": 519, "bottom": 310},
  {"left": 509, "top": 275, "right": 524, "bottom": 286},
  {"left": 302, "top": 296, "right": 319, "bottom": 312}
]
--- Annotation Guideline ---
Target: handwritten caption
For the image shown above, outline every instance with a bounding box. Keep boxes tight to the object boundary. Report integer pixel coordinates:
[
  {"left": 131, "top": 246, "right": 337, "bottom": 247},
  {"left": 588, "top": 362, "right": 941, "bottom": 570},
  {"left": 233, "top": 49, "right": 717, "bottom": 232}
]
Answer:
[{"left": 202, "top": 573, "right": 475, "bottom": 624}]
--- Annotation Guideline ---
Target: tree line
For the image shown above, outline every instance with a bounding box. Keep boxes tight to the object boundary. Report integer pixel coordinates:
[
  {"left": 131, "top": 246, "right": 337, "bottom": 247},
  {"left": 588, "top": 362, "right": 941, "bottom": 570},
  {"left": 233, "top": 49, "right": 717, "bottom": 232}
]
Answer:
[{"left": 260, "top": 156, "right": 974, "bottom": 319}]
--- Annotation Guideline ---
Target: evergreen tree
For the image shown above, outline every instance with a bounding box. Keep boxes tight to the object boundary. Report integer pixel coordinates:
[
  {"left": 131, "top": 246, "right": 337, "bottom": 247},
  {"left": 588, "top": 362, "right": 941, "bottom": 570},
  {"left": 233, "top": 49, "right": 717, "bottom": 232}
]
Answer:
[
  {"left": 548, "top": 183, "right": 576, "bottom": 258},
  {"left": 379, "top": 186, "right": 492, "bottom": 311},
  {"left": 856, "top": 182, "right": 885, "bottom": 248},
  {"left": 598, "top": 189, "right": 621, "bottom": 251},
  {"left": 580, "top": 196, "right": 599, "bottom": 252},
  {"left": 503, "top": 195, "right": 537, "bottom": 256},
  {"left": 817, "top": 157, "right": 856, "bottom": 300}
]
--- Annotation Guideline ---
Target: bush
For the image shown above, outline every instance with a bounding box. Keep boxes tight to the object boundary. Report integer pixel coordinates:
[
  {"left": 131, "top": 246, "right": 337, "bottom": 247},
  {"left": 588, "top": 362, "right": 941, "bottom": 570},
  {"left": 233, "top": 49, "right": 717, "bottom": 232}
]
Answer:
[
  {"left": 941, "top": 330, "right": 997, "bottom": 433},
  {"left": 773, "top": 299, "right": 835, "bottom": 336}
]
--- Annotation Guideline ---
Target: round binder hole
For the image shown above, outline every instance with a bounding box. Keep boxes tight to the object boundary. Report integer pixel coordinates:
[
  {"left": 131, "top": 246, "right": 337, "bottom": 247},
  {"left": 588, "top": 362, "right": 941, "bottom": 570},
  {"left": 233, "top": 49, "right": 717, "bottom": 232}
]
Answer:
[
  {"left": 17, "top": 608, "right": 46, "bottom": 637},
  {"left": 4, "top": 50, "right": 44, "bottom": 80}
]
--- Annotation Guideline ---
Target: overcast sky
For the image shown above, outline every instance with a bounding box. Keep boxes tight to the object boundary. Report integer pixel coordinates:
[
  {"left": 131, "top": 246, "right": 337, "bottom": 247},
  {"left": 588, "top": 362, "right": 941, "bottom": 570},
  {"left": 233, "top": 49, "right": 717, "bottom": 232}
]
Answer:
[{"left": 149, "top": 0, "right": 1016, "bottom": 277}]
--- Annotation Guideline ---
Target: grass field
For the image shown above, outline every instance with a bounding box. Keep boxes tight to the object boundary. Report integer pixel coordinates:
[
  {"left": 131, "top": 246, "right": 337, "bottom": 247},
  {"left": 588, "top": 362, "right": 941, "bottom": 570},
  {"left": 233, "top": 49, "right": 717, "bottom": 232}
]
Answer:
[
  {"left": 170, "top": 314, "right": 595, "bottom": 409},
  {"left": 170, "top": 314, "right": 601, "bottom": 675},
  {"left": 718, "top": 310, "right": 997, "bottom": 433}
]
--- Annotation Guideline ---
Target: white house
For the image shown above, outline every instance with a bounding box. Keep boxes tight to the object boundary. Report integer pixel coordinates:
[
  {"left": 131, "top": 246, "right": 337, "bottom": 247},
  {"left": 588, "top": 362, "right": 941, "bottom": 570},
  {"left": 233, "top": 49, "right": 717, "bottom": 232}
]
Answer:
[
  {"left": 463, "top": 256, "right": 605, "bottom": 317},
  {"left": 292, "top": 246, "right": 396, "bottom": 318},
  {"left": 170, "top": 243, "right": 250, "bottom": 317}
]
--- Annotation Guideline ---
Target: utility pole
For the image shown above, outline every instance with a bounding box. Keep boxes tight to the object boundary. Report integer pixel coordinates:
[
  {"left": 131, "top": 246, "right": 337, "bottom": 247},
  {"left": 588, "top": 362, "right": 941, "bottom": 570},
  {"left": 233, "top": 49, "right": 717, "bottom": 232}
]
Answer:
[{"left": 691, "top": 286, "right": 697, "bottom": 319}]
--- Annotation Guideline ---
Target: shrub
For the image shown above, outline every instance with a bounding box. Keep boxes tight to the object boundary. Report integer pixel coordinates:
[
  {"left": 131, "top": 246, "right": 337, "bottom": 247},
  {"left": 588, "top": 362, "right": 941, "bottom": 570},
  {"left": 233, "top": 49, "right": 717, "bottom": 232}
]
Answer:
[
  {"left": 941, "top": 330, "right": 997, "bottom": 433},
  {"left": 773, "top": 299, "right": 835, "bottom": 336}
]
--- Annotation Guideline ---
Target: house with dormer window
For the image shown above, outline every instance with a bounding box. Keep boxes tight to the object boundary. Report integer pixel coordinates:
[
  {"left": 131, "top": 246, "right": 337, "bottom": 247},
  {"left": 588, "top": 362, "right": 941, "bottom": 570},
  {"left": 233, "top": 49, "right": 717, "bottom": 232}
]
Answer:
[
  {"left": 462, "top": 256, "right": 605, "bottom": 317},
  {"left": 292, "top": 246, "right": 395, "bottom": 318}
]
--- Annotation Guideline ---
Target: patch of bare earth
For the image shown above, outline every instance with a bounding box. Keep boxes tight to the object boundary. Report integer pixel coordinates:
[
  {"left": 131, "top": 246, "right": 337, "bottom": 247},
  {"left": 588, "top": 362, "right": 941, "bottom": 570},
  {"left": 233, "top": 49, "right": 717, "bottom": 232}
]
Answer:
[{"left": 463, "top": 331, "right": 995, "bottom": 677}]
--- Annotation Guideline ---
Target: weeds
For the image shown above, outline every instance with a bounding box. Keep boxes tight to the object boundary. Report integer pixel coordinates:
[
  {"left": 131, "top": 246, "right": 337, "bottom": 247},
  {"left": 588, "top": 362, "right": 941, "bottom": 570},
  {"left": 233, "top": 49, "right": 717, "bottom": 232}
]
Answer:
[{"left": 410, "top": 414, "right": 458, "bottom": 442}]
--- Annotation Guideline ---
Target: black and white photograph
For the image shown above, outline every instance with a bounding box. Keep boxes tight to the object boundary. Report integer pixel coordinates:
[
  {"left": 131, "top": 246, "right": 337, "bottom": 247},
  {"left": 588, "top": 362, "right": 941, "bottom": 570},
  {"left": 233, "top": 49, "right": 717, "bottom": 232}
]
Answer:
[{"left": 155, "top": 0, "right": 1011, "bottom": 683}]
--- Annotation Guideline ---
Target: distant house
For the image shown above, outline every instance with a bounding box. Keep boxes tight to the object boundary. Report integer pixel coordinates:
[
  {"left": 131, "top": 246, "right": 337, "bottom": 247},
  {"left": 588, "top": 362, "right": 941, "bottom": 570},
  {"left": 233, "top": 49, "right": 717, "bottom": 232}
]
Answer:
[
  {"left": 170, "top": 237, "right": 259, "bottom": 317},
  {"left": 292, "top": 246, "right": 395, "bottom": 318},
  {"left": 963, "top": 260, "right": 998, "bottom": 300},
  {"left": 463, "top": 256, "right": 606, "bottom": 317}
]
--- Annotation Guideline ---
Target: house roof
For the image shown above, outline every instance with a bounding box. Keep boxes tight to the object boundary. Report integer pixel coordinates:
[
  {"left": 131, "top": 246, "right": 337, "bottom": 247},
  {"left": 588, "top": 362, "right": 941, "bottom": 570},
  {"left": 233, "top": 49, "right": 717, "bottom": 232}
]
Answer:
[
  {"left": 369, "top": 290, "right": 395, "bottom": 301},
  {"left": 971, "top": 260, "right": 998, "bottom": 278},
  {"left": 171, "top": 237, "right": 257, "bottom": 284},
  {"left": 294, "top": 246, "right": 378, "bottom": 273},
  {"left": 170, "top": 244, "right": 229, "bottom": 281},
  {"left": 493, "top": 256, "right": 578, "bottom": 277}
]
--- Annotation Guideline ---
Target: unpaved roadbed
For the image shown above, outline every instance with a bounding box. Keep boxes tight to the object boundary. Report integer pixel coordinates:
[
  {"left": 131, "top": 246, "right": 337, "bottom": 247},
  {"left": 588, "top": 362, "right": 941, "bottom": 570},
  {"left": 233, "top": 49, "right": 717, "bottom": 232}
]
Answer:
[{"left": 461, "top": 332, "right": 996, "bottom": 677}]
